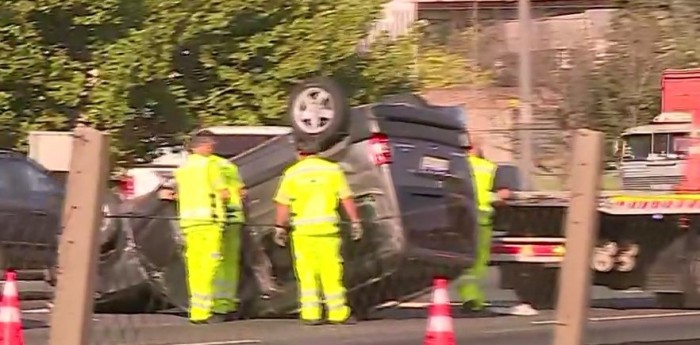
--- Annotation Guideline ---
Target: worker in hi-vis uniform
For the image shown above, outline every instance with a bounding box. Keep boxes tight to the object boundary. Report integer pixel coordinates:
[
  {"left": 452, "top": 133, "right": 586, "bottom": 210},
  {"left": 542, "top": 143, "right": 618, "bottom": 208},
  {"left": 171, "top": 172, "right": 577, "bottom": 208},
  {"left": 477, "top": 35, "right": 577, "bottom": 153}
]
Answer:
[
  {"left": 458, "top": 139, "right": 511, "bottom": 313},
  {"left": 174, "top": 135, "right": 230, "bottom": 324},
  {"left": 272, "top": 137, "right": 363, "bottom": 326},
  {"left": 209, "top": 153, "right": 246, "bottom": 318}
]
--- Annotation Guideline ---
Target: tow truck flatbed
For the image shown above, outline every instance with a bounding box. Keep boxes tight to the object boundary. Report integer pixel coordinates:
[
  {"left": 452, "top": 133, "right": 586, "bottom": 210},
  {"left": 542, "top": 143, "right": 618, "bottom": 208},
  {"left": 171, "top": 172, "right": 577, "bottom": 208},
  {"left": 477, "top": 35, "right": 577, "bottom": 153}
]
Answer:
[{"left": 506, "top": 191, "right": 700, "bottom": 214}]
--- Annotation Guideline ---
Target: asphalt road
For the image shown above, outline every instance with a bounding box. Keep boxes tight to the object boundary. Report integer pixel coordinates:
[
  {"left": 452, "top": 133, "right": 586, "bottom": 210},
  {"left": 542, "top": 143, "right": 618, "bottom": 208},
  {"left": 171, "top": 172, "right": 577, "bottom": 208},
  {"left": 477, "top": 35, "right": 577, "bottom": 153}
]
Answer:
[{"left": 19, "top": 268, "right": 700, "bottom": 345}]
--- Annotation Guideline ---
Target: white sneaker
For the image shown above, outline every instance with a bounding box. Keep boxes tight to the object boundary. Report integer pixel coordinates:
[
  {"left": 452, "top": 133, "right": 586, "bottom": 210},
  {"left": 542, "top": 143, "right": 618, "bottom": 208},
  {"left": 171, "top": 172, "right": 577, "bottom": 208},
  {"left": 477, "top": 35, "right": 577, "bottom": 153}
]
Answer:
[{"left": 508, "top": 303, "right": 539, "bottom": 316}]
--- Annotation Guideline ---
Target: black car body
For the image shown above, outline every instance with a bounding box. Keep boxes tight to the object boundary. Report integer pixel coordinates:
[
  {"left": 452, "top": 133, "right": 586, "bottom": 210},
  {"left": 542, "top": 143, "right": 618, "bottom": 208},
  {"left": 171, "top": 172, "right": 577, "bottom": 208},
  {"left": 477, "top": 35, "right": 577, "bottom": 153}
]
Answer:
[
  {"left": 0, "top": 150, "right": 153, "bottom": 308},
  {"left": 0, "top": 150, "right": 63, "bottom": 271},
  {"left": 2, "top": 90, "right": 479, "bottom": 316},
  {"left": 123, "top": 96, "right": 479, "bottom": 317}
]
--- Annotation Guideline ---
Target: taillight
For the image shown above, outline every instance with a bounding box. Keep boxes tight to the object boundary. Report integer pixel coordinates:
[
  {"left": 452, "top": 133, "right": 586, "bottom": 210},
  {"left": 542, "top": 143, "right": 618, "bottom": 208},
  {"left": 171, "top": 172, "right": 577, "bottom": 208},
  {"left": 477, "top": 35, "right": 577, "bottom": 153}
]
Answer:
[
  {"left": 369, "top": 133, "right": 392, "bottom": 165},
  {"left": 119, "top": 175, "right": 134, "bottom": 200},
  {"left": 491, "top": 243, "right": 566, "bottom": 257}
]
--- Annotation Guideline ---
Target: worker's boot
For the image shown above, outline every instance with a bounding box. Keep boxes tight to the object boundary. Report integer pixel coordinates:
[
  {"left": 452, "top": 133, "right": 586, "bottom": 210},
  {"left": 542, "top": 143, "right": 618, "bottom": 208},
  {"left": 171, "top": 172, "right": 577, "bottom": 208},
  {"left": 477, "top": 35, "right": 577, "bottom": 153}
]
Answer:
[{"left": 460, "top": 300, "right": 485, "bottom": 314}]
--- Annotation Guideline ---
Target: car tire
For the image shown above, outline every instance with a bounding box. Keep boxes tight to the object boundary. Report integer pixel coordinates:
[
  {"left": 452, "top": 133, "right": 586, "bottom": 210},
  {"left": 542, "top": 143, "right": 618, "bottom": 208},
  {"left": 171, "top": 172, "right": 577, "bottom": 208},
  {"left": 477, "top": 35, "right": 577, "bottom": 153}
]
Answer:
[{"left": 287, "top": 77, "right": 349, "bottom": 150}]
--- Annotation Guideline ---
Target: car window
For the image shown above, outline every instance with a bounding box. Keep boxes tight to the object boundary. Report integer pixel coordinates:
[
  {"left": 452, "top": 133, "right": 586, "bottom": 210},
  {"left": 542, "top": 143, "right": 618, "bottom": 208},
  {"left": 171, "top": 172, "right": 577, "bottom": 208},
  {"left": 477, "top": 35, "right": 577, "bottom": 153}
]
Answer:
[{"left": 622, "top": 134, "right": 651, "bottom": 161}]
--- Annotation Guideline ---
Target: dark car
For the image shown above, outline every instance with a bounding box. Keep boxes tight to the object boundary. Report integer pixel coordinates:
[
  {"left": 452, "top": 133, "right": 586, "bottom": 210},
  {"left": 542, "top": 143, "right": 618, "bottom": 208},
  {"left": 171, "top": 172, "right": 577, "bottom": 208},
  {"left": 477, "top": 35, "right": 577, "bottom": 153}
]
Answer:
[
  {"left": 116, "top": 79, "right": 480, "bottom": 318},
  {"left": 0, "top": 150, "right": 63, "bottom": 271},
  {"left": 0, "top": 150, "right": 153, "bottom": 309}
]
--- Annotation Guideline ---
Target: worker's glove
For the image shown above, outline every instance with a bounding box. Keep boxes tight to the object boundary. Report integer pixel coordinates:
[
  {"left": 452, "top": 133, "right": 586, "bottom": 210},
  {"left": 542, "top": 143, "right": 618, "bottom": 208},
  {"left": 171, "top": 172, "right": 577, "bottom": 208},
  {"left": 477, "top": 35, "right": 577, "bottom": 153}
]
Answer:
[
  {"left": 273, "top": 226, "right": 288, "bottom": 247},
  {"left": 350, "top": 222, "right": 363, "bottom": 241}
]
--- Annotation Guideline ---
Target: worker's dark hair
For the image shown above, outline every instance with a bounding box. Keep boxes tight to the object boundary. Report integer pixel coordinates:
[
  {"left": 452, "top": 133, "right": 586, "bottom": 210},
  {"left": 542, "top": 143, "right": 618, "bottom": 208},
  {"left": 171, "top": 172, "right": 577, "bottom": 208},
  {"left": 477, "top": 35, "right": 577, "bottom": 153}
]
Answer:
[
  {"left": 188, "top": 135, "right": 216, "bottom": 151},
  {"left": 294, "top": 135, "right": 320, "bottom": 155}
]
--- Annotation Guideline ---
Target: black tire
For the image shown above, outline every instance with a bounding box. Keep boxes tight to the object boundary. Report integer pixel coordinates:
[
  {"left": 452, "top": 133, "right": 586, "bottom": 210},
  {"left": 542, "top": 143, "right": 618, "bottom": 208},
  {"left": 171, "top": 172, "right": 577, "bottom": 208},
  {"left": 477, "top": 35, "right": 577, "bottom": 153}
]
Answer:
[
  {"left": 287, "top": 77, "right": 349, "bottom": 150},
  {"left": 512, "top": 267, "right": 558, "bottom": 309}
]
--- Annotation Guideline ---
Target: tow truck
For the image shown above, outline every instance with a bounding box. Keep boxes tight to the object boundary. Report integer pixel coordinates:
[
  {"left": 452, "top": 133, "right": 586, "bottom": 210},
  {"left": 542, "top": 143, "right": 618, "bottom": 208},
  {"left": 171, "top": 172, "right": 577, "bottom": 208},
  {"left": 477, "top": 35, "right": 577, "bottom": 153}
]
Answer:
[{"left": 490, "top": 68, "right": 700, "bottom": 309}]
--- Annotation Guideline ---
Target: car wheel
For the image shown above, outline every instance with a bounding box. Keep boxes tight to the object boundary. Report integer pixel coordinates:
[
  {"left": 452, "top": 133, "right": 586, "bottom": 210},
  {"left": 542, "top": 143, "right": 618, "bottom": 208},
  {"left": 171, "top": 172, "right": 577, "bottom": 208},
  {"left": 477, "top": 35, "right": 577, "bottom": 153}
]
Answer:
[{"left": 287, "top": 77, "right": 349, "bottom": 150}]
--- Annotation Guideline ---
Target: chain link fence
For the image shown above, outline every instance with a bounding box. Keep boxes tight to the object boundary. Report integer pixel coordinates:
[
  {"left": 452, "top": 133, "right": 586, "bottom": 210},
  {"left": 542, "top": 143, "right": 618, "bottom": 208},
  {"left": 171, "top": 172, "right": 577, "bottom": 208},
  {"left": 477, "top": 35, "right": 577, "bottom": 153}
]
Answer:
[
  {"left": 8, "top": 1, "right": 700, "bottom": 344},
  {"left": 9, "top": 133, "right": 700, "bottom": 345}
]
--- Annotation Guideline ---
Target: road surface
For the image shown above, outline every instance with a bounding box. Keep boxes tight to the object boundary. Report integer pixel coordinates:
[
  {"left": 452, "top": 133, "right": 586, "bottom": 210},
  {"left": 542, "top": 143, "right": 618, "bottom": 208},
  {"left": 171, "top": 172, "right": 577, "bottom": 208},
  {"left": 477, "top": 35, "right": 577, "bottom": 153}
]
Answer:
[{"left": 18, "top": 268, "right": 700, "bottom": 345}]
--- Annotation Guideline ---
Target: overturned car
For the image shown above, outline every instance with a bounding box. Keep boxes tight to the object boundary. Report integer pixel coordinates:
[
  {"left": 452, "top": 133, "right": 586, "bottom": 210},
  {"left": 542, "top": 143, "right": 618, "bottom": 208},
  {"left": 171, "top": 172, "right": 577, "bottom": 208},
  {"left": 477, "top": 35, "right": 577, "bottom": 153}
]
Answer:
[{"left": 67, "top": 79, "right": 480, "bottom": 317}]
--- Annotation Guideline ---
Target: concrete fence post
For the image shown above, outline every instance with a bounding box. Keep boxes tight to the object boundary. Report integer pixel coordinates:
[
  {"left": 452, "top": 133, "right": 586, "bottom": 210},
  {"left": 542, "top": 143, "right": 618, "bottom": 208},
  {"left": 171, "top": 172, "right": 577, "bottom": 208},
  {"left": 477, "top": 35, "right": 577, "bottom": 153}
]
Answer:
[
  {"left": 553, "top": 129, "right": 604, "bottom": 345},
  {"left": 49, "top": 126, "right": 110, "bottom": 345}
]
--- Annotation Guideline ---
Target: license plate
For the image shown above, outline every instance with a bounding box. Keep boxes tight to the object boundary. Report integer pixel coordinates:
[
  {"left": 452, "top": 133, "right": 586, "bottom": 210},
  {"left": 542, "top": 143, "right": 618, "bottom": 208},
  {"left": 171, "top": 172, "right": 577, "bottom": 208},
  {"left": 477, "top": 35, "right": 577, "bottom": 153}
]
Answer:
[{"left": 420, "top": 156, "right": 449, "bottom": 172}]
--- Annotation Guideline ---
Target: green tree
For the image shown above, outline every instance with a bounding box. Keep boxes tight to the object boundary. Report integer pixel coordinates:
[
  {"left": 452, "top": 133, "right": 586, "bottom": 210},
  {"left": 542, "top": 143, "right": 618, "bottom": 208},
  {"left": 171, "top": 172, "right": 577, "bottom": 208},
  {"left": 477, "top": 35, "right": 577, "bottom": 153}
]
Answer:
[
  {"left": 586, "top": 0, "right": 700, "bottom": 149},
  {"left": 0, "top": 0, "right": 428, "bottom": 164}
]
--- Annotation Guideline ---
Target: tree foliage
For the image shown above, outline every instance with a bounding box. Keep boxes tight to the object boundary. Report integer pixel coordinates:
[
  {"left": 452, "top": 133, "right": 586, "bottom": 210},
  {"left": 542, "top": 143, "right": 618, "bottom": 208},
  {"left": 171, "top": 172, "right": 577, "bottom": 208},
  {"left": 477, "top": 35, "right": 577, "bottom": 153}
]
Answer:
[
  {"left": 585, "top": 0, "right": 700, "bottom": 146},
  {"left": 1, "top": 0, "right": 458, "bottom": 164},
  {"left": 415, "top": 27, "right": 493, "bottom": 89}
]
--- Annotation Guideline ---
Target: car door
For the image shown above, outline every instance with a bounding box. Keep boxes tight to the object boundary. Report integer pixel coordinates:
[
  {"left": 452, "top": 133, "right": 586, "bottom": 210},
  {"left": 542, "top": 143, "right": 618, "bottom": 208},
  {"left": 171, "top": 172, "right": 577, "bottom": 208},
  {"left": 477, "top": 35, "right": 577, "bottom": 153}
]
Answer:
[{"left": 1, "top": 158, "right": 62, "bottom": 269}]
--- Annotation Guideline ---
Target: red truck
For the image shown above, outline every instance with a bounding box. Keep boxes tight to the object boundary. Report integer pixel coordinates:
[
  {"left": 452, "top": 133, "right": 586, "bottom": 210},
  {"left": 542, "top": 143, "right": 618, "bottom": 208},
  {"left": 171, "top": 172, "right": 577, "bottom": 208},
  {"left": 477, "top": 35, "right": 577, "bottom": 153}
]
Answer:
[{"left": 490, "top": 68, "right": 700, "bottom": 309}]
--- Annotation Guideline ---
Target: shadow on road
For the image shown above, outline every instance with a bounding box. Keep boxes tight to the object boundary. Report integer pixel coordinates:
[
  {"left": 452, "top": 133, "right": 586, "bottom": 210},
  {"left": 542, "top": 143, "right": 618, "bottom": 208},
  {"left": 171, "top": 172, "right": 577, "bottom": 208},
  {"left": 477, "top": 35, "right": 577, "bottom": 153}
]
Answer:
[{"left": 373, "top": 306, "right": 505, "bottom": 320}]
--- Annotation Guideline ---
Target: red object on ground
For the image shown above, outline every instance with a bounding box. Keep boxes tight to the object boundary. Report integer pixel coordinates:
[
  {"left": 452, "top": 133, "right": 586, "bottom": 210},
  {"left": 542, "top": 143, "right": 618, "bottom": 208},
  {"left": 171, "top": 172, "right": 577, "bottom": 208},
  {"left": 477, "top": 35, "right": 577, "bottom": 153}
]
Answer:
[
  {"left": 0, "top": 271, "right": 24, "bottom": 345},
  {"left": 424, "top": 278, "right": 456, "bottom": 345},
  {"left": 677, "top": 108, "right": 700, "bottom": 192}
]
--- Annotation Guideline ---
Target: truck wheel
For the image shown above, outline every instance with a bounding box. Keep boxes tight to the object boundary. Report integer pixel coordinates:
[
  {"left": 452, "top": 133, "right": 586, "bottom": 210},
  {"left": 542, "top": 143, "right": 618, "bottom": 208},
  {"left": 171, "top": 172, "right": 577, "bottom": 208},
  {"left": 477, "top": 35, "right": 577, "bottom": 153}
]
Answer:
[
  {"left": 512, "top": 267, "right": 558, "bottom": 310},
  {"left": 288, "top": 77, "right": 349, "bottom": 150}
]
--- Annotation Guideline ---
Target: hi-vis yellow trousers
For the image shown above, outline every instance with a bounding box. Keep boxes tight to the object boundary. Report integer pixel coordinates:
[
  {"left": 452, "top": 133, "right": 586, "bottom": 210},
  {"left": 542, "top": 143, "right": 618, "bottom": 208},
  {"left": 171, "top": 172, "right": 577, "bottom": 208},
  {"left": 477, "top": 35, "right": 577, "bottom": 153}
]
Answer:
[
  {"left": 291, "top": 231, "right": 350, "bottom": 322},
  {"left": 457, "top": 213, "right": 493, "bottom": 310},
  {"left": 184, "top": 223, "right": 240, "bottom": 321}
]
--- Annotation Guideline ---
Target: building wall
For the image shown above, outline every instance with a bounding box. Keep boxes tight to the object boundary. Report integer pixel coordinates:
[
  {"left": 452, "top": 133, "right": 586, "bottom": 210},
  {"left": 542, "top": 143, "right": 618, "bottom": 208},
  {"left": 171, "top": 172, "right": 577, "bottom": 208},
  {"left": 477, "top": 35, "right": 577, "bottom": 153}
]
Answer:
[{"left": 360, "top": 0, "right": 418, "bottom": 51}]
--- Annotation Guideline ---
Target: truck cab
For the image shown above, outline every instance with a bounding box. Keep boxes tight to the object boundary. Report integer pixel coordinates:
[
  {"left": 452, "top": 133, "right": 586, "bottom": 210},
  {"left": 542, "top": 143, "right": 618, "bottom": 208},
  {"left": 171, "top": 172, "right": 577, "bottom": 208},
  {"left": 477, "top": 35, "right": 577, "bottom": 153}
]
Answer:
[{"left": 616, "top": 112, "right": 693, "bottom": 190}]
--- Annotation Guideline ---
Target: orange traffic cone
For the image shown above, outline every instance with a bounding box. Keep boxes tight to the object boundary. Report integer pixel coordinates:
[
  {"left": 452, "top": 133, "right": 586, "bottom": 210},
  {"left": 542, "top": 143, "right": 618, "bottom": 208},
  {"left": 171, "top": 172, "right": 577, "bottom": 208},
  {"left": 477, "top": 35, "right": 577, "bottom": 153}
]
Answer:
[
  {"left": 0, "top": 270, "right": 24, "bottom": 345},
  {"left": 424, "top": 278, "right": 455, "bottom": 345},
  {"left": 677, "top": 108, "right": 700, "bottom": 192}
]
